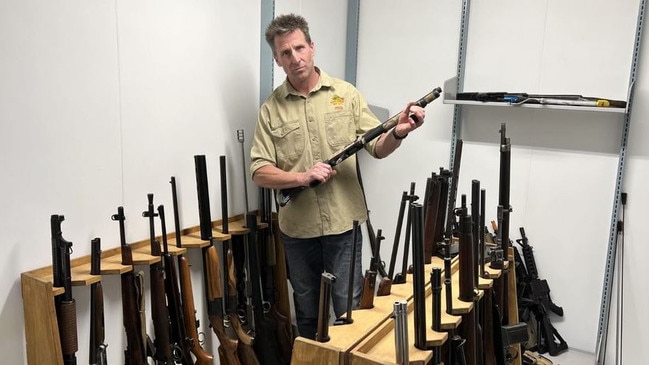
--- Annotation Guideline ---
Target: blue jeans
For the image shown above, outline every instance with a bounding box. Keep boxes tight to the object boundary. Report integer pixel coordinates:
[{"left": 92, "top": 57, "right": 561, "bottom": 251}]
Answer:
[{"left": 281, "top": 229, "right": 363, "bottom": 340}]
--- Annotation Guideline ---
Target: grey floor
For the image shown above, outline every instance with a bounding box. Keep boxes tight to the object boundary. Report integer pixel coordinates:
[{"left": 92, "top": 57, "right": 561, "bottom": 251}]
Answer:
[{"left": 536, "top": 348, "right": 595, "bottom": 365}]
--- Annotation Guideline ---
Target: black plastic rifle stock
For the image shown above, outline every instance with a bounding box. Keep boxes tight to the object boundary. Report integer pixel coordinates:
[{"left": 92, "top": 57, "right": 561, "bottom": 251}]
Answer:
[{"left": 278, "top": 87, "right": 442, "bottom": 206}]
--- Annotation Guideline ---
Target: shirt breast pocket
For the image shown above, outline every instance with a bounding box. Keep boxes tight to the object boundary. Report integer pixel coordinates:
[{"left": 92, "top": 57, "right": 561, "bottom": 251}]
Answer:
[
  {"left": 325, "top": 110, "right": 356, "bottom": 148},
  {"left": 270, "top": 121, "right": 304, "bottom": 164}
]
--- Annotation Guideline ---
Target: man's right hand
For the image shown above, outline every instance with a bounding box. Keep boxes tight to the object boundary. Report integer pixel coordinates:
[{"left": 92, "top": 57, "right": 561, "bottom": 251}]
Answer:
[
  {"left": 303, "top": 162, "right": 336, "bottom": 186},
  {"left": 252, "top": 163, "right": 336, "bottom": 191}
]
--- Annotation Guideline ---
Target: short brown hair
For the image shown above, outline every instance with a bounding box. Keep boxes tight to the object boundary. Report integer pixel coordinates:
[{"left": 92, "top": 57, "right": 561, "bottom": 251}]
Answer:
[{"left": 265, "top": 13, "right": 312, "bottom": 54}]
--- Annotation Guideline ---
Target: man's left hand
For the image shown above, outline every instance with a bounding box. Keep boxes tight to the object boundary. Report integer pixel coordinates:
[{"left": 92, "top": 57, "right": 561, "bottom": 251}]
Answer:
[{"left": 394, "top": 101, "right": 425, "bottom": 137}]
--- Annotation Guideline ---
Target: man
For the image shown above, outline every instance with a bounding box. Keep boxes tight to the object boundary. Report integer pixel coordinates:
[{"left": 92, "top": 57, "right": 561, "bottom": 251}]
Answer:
[{"left": 250, "top": 13, "right": 426, "bottom": 340}]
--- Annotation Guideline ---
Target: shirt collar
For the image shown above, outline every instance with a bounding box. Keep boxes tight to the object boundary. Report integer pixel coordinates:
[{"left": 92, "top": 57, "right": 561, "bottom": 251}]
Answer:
[{"left": 280, "top": 67, "right": 333, "bottom": 98}]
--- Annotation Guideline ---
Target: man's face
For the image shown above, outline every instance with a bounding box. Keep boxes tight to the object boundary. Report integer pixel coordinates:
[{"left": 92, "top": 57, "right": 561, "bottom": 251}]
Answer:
[{"left": 273, "top": 29, "right": 315, "bottom": 84}]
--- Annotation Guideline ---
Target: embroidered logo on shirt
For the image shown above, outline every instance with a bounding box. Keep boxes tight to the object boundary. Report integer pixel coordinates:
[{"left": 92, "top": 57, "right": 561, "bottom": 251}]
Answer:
[{"left": 330, "top": 95, "right": 344, "bottom": 109}]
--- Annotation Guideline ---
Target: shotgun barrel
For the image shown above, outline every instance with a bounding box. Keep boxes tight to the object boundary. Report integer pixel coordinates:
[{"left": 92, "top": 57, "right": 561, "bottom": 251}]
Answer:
[{"left": 278, "top": 87, "right": 442, "bottom": 206}]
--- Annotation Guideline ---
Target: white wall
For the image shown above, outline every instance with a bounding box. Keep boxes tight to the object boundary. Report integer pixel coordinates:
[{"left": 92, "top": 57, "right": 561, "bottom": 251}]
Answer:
[
  {"left": 354, "top": 0, "right": 646, "bottom": 362},
  {"left": 272, "top": 0, "right": 349, "bottom": 85},
  {"left": 1, "top": 1, "right": 261, "bottom": 364}
]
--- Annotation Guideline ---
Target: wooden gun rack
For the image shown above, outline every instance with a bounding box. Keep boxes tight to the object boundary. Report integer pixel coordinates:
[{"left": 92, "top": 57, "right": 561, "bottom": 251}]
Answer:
[
  {"left": 290, "top": 250, "right": 517, "bottom": 365},
  {"left": 20, "top": 214, "right": 277, "bottom": 365},
  {"left": 22, "top": 214, "right": 519, "bottom": 365}
]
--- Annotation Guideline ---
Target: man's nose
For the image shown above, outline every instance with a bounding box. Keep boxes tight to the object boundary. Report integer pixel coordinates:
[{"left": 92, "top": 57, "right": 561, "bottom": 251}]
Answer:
[{"left": 290, "top": 50, "right": 300, "bottom": 63}]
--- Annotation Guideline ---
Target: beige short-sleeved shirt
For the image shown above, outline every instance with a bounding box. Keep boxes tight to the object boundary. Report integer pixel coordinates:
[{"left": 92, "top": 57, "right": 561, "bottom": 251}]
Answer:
[{"left": 250, "top": 69, "right": 382, "bottom": 238}]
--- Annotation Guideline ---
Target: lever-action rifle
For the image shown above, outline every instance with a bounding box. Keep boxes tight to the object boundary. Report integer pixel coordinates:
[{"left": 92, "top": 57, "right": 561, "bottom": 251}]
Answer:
[
  {"left": 51, "top": 214, "right": 78, "bottom": 365},
  {"left": 89, "top": 238, "right": 107, "bottom": 365},
  {"left": 278, "top": 87, "right": 442, "bottom": 206}
]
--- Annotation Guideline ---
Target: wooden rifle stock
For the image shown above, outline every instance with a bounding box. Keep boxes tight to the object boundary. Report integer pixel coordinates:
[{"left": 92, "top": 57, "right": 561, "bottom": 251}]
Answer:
[
  {"left": 177, "top": 255, "right": 213, "bottom": 365},
  {"left": 224, "top": 241, "right": 258, "bottom": 365},
  {"left": 225, "top": 249, "right": 260, "bottom": 365},
  {"left": 112, "top": 207, "right": 149, "bottom": 365},
  {"left": 206, "top": 245, "right": 242, "bottom": 365},
  {"left": 270, "top": 214, "right": 296, "bottom": 349},
  {"left": 194, "top": 154, "right": 242, "bottom": 365},
  {"left": 50, "top": 215, "right": 78, "bottom": 365},
  {"left": 89, "top": 238, "right": 107, "bottom": 365},
  {"left": 219, "top": 154, "right": 260, "bottom": 365},
  {"left": 359, "top": 267, "right": 377, "bottom": 309},
  {"left": 423, "top": 174, "right": 443, "bottom": 264},
  {"left": 260, "top": 188, "right": 294, "bottom": 361}
]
